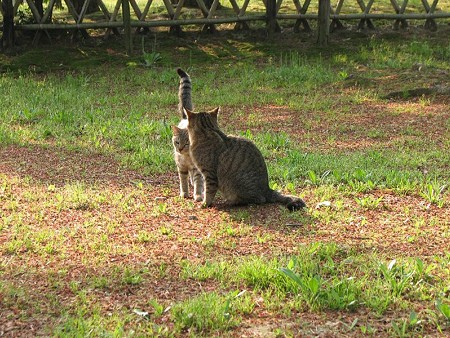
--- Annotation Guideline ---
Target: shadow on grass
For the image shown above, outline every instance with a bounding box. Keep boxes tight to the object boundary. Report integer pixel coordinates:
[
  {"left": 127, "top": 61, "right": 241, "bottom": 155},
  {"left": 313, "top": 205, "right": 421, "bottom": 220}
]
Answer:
[{"left": 0, "top": 143, "right": 169, "bottom": 188}]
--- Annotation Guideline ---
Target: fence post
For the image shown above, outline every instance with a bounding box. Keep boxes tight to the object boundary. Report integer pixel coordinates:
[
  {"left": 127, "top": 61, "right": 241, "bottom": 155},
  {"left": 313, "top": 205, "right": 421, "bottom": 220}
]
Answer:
[
  {"left": 1, "top": 0, "right": 15, "bottom": 49},
  {"left": 122, "top": 0, "right": 132, "bottom": 54},
  {"left": 317, "top": 0, "right": 330, "bottom": 46},
  {"left": 266, "top": 0, "right": 277, "bottom": 35}
]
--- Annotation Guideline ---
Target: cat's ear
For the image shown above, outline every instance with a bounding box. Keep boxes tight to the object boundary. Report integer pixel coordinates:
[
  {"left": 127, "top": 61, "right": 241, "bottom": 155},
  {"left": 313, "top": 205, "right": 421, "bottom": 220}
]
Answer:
[
  {"left": 209, "top": 107, "right": 220, "bottom": 124},
  {"left": 183, "top": 107, "right": 194, "bottom": 119},
  {"left": 209, "top": 107, "right": 220, "bottom": 117}
]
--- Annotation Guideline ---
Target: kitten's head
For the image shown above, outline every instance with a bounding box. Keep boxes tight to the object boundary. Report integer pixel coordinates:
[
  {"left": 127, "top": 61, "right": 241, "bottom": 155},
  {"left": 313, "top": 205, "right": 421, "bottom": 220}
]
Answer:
[
  {"left": 171, "top": 126, "right": 190, "bottom": 154},
  {"left": 184, "top": 107, "right": 220, "bottom": 132}
]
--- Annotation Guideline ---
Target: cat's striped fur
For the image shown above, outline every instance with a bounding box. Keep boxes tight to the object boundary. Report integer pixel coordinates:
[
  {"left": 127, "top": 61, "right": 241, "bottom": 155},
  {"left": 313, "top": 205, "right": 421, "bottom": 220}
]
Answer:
[
  {"left": 185, "top": 108, "right": 306, "bottom": 211},
  {"left": 172, "top": 68, "right": 203, "bottom": 201}
]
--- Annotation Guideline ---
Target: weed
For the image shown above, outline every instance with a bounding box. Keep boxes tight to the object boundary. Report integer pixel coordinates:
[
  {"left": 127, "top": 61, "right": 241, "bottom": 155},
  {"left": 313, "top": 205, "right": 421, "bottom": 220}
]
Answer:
[
  {"left": 137, "top": 230, "right": 156, "bottom": 243},
  {"left": 256, "top": 232, "right": 274, "bottom": 244},
  {"left": 171, "top": 292, "right": 238, "bottom": 334},
  {"left": 359, "top": 323, "right": 376, "bottom": 334},
  {"left": 390, "top": 311, "right": 423, "bottom": 337},
  {"left": 420, "top": 180, "right": 447, "bottom": 207},
  {"left": 305, "top": 170, "right": 331, "bottom": 186},
  {"left": 436, "top": 299, "right": 450, "bottom": 322},
  {"left": 122, "top": 267, "right": 146, "bottom": 285},
  {"left": 141, "top": 36, "right": 162, "bottom": 67},
  {"left": 235, "top": 256, "right": 287, "bottom": 291},
  {"left": 57, "top": 182, "right": 100, "bottom": 211},
  {"left": 355, "top": 195, "right": 384, "bottom": 209},
  {"left": 153, "top": 202, "right": 168, "bottom": 216},
  {"left": 159, "top": 225, "right": 172, "bottom": 236},
  {"left": 378, "top": 259, "right": 414, "bottom": 298},
  {"left": 180, "top": 260, "right": 228, "bottom": 281},
  {"left": 148, "top": 299, "right": 166, "bottom": 318},
  {"left": 280, "top": 258, "right": 360, "bottom": 311}
]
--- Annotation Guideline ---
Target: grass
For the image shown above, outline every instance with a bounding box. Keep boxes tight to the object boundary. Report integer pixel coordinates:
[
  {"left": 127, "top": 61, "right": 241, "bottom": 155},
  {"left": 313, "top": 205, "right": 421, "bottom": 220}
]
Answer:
[{"left": 1, "top": 25, "right": 450, "bottom": 337}]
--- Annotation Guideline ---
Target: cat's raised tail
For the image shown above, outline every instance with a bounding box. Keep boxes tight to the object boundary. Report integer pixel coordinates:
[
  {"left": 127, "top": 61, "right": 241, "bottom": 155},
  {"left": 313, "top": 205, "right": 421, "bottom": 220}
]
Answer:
[
  {"left": 177, "top": 68, "right": 192, "bottom": 119},
  {"left": 268, "top": 189, "right": 306, "bottom": 211}
]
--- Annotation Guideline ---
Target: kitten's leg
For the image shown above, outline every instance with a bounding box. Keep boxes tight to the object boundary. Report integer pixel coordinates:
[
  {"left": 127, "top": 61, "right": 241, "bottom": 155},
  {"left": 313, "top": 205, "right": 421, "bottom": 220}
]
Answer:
[
  {"left": 191, "top": 169, "right": 204, "bottom": 202},
  {"left": 202, "top": 170, "right": 218, "bottom": 207},
  {"left": 178, "top": 169, "right": 189, "bottom": 198}
]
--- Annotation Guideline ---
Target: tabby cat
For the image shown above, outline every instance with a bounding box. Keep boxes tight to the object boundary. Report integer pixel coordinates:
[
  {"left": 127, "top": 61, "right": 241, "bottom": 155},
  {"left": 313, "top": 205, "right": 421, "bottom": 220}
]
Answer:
[
  {"left": 171, "top": 68, "right": 203, "bottom": 201},
  {"left": 184, "top": 107, "right": 306, "bottom": 211}
]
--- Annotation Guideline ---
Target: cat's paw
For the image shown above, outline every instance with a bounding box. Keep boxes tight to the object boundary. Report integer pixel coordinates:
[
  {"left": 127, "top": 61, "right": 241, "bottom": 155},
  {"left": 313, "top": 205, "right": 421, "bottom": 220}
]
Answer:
[
  {"left": 194, "top": 194, "right": 203, "bottom": 202},
  {"left": 180, "top": 192, "right": 189, "bottom": 199},
  {"left": 201, "top": 200, "right": 213, "bottom": 208},
  {"left": 287, "top": 199, "right": 306, "bottom": 211}
]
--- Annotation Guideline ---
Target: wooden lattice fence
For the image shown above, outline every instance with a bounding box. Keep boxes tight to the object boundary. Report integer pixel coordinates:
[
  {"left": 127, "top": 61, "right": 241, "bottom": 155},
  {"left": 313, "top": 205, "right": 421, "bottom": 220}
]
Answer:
[{"left": 1, "top": 0, "right": 450, "bottom": 48}]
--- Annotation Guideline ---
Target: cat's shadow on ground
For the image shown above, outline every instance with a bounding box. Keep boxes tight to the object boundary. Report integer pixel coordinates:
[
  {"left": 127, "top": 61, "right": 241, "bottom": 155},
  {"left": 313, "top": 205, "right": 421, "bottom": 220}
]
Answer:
[{"left": 212, "top": 199, "right": 316, "bottom": 233}]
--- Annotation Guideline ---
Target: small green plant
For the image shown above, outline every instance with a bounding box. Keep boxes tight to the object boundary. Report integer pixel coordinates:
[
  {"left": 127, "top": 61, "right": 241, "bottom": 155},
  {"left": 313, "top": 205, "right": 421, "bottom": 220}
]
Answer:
[
  {"left": 256, "top": 232, "right": 273, "bottom": 244},
  {"left": 305, "top": 170, "right": 330, "bottom": 186},
  {"left": 436, "top": 299, "right": 450, "bottom": 322},
  {"left": 148, "top": 299, "right": 166, "bottom": 317},
  {"left": 219, "top": 223, "right": 237, "bottom": 237},
  {"left": 62, "top": 182, "right": 97, "bottom": 211},
  {"left": 378, "top": 259, "right": 414, "bottom": 298},
  {"left": 391, "top": 311, "right": 422, "bottom": 337},
  {"left": 355, "top": 195, "right": 383, "bottom": 209},
  {"left": 137, "top": 230, "right": 155, "bottom": 243},
  {"left": 122, "top": 267, "right": 145, "bottom": 285},
  {"left": 235, "top": 257, "right": 283, "bottom": 290},
  {"left": 280, "top": 266, "right": 322, "bottom": 309},
  {"left": 280, "top": 257, "right": 360, "bottom": 311},
  {"left": 152, "top": 202, "right": 168, "bottom": 216},
  {"left": 360, "top": 322, "right": 376, "bottom": 334},
  {"left": 413, "top": 258, "right": 435, "bottom": 281},
  {"left": 141, "top": 36, "right": 162, "bottom": 67},
  {"left": 420, "top": 180, "right": 446, "bottom": 207},
  {"left": 180, "top": 260, "right": 227, "bottom": 281},
  {"left": 171, "top": 292, "right": 238, "bottom": 334},
  {"left": 159, "top": 225, "right": 172, "bottom": 236}
]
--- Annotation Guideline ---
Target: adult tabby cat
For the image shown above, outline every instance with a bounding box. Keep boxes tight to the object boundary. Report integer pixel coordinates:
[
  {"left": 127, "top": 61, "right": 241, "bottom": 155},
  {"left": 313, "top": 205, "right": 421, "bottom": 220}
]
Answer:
[
  {"left": 171, "top": 68, "right": 203, "bottom": 201},
  {"left": 184, "top": 107, "right": 306, "bottom": 211}
]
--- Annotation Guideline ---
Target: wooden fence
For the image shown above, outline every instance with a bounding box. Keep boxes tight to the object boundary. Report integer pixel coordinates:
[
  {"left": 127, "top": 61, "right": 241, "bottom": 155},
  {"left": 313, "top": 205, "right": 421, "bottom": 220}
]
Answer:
[{"left": 1, "top": 0, "right": 450, "bottom": 48}]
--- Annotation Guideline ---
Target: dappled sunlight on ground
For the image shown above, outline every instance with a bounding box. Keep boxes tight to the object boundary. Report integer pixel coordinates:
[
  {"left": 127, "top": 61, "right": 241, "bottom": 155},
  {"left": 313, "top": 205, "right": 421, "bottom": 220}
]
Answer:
[
  {"left": 1, "top": 143, "right": 449, "bottom": 335},
  {"left": 221, "top": 94, "right": 449, "bottom": 152}
]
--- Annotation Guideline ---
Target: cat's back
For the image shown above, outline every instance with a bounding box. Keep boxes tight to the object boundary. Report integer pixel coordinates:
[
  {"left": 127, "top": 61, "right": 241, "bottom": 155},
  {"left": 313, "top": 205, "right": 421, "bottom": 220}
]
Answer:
[
  {"left": 217, "top": 135, "right": 270, "bottom": 203},
  {"left": 219, "top": 135, "right": 268, "bottom": 178}
]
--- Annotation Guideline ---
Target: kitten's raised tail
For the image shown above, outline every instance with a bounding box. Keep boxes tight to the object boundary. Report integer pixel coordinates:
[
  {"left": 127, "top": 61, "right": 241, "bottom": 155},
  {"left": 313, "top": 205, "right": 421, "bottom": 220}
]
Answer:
[
  {"left": 268, "top": 189, "right": 306, "bottom": 211},
  {"left": 177, "top": 68, "right": 192, "bottom": 119}
]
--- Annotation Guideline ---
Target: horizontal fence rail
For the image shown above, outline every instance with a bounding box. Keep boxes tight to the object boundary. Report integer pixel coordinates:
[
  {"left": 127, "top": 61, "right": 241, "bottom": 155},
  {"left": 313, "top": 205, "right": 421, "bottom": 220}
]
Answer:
[{"left": 1, "top": 0, "right": 450, "bottom": 47}]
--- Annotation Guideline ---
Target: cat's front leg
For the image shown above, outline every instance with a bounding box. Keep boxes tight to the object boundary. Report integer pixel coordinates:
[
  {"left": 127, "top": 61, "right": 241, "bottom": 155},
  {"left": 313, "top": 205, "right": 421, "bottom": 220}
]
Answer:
[
  {"left": 178, "top": 170, "right": 189, "bottom": 198},
  {"left": 191, "top": 169, "right": 204, "bottom": 202},
  {"left": 202, "top": 170, "right": 218, "bottom": 207}
]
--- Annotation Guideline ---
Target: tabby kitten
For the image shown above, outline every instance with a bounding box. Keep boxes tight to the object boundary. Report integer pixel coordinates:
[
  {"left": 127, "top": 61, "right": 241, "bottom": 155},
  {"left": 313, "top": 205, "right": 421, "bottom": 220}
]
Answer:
[
  {"left": 172, "top": 68, "right": 203, "bottom": 201},
  {"left": 185, "top": 108, "right": 306, "bottom": 211}
]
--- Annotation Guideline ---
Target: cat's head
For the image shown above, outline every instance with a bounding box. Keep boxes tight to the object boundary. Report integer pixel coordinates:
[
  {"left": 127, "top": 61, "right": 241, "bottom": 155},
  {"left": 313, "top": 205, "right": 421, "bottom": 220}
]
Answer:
[
  {"left": 184, "top": 107, "right": 220, "bottom": 131},
  {"left": 171, "top": 126, "right": 190, "bottom": 154}
]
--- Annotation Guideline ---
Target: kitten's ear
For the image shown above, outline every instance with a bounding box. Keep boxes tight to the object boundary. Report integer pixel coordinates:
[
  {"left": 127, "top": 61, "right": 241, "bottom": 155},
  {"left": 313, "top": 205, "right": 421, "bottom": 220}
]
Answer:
[
  {"left": 183, "top": 107, "right": 194, "bottom": 119},
  {"left": 171, "top": 125, "right": 180, "bottom": 134}
]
